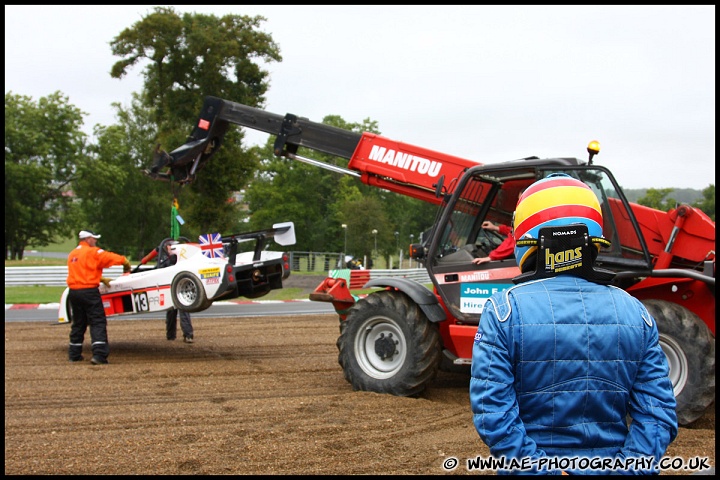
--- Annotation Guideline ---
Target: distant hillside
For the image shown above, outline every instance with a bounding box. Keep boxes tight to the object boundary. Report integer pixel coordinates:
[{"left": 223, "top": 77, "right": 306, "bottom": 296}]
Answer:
[{"left": 622, "top": 188, "right": 704, "bottom": 205}]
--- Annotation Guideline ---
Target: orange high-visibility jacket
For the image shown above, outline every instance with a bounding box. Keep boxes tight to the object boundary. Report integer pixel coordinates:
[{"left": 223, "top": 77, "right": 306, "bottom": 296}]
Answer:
[{"left": 67, "top": 241, "right": 128, "bottom": 290}]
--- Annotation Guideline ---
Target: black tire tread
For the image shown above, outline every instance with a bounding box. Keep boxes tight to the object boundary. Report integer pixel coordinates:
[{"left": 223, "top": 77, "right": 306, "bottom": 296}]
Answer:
[
  {"left": 337, "top": 290, "right": 441, "bottom": 396},
  {"left": 643, "top": 299, "right": 715, "bottom": 426}
]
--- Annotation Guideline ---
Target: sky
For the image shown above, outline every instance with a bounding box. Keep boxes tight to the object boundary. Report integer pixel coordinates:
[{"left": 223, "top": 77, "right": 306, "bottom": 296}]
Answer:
[{"left": 5, "top": 5, "right": 715, "bottom": 190}]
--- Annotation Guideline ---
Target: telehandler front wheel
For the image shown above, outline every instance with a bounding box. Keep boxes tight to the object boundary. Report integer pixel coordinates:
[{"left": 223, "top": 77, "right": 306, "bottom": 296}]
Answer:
[{"left": 337, "top": 290, "right": 442, "bottom": 396}]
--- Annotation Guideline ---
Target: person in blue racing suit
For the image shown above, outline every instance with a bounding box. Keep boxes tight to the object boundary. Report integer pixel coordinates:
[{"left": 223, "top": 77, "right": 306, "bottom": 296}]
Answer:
[{"left": 469, "top": 173, "right": 677, "bottom": 475}]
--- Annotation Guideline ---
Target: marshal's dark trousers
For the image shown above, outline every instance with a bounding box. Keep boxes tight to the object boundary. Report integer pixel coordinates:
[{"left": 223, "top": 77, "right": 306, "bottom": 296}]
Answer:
[{"left": 68, "top": 287, "right": 110, "bottom": 361}]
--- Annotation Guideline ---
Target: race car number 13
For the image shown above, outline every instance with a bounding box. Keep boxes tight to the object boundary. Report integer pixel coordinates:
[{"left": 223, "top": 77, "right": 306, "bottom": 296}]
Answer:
[{"left": 133, "top": 292, "right": 150, "bottom": 312}]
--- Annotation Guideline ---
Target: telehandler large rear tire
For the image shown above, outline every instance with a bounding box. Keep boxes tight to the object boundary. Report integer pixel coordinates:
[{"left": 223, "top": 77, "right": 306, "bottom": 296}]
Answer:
[
  {"left": 337, "top": 290, "right": 442, "bottom": 396},
  {"left": 642, "top": 299, "right": 715, "bottom": 426}
]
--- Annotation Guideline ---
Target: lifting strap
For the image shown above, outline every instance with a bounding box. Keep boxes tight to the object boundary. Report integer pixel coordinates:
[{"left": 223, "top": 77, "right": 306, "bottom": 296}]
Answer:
[{"left": 170, "top": 198, "right": 180, "bottom": 240}]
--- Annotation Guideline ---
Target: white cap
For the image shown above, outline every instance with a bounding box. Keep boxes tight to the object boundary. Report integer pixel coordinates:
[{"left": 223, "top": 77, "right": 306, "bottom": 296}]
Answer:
[{"left": 79, "top": 230, "right": 101, "bottom": 239}]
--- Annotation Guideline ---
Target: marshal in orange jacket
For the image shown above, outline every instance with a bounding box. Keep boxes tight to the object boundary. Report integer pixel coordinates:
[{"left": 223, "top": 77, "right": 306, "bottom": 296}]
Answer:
[{"left": 67, "top": 240, "right": 129, "bottom": 290}]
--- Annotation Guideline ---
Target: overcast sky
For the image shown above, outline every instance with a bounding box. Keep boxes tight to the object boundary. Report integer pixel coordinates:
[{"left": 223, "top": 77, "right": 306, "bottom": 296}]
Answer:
[{"left": 5, "top": 5, "right": 715, "bottom": 190}]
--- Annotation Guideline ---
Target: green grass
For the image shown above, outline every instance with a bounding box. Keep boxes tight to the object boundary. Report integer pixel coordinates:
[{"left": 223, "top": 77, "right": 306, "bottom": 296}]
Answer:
[
  {"left": 6, "top": 257, "right": 68, "bottom": 267},
  {"left": 5, "top": 286, "right": 68, "bottom": 304}
]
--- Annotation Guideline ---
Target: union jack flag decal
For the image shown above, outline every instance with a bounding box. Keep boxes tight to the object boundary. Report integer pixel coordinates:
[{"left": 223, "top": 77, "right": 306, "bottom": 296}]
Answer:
[{"left": 198, "top": 232, "right": 225, "bottom": 258}]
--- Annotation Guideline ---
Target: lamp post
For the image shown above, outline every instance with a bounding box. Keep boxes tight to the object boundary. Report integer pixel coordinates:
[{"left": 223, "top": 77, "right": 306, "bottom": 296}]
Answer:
[
  {"left": 394, "top": 231, "right": 399, "bottom": 269},
  {"left": 409, "top": 234, "right": 415, "bottom": 268},
  {"left": 341, "top": 224, "right": 347, "bottom": 268},
  {"left": 371, "top": 228, "right": 377, "bottom": 268},
  {"left": 341, "top": 224, "right": 347, "bottom": 254}
]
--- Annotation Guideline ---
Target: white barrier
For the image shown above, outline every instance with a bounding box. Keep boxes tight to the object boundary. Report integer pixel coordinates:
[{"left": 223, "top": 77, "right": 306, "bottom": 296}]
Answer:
[{"left": 5, "top": 266, "right": 124, "bottom": 286}]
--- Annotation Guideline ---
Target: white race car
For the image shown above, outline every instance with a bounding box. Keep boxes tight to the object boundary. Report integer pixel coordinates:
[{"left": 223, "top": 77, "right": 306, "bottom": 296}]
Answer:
[{"left": 58, "top": 222, "right": 295, "bottom": 323}]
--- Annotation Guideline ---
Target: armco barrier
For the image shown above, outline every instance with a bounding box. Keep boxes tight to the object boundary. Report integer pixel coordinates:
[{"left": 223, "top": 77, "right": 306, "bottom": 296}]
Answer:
[
  {"left": 328, "top": 268, "right": 431, "bottom": 289},
  {"left": 349, "top": 270, "right": 371, "bottom": 289},
  {"left": 5, "top": 266, "right": 124, "bottom": 286},
  {"left": 6, "top": 266, "right": 431, "bottom": 288}
]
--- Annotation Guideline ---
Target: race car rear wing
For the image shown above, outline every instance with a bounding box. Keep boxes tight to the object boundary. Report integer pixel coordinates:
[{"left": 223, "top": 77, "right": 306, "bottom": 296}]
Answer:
[{"left": 222, "top": 221, "right": 296, "bottom": 264}]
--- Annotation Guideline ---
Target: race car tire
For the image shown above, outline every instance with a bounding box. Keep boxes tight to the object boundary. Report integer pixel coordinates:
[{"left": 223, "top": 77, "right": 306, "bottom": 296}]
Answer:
[
  {"left": 337, "top": 290, "right": 442, "bottom": 396},
  {"left": 642, "top": 299, "right": 715, "bottom": 426},
  {"left": 171, "top": 272, "right": 207, "bottom": 313},
  {"left": 63, "top": 291, "right": 74, "bottom": 325},
  {"left": 198, "top": 296, "right": 214, "bottom": 312}
]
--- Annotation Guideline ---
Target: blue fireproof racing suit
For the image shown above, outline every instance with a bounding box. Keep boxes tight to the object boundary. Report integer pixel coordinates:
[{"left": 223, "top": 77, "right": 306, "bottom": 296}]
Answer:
[{"left": 469, "top": 276, "right": 678, "bottom": 475}]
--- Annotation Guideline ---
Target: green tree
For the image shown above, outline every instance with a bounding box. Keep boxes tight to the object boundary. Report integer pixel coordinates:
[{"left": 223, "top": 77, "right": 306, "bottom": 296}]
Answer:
[
  {"left": 245, "top": 141, "right": 342, "bottom": 251},
  {"left": 341, "top": 196, "right": 392, "bottom": 268},
  {"left": 693, "top": 184, "right": 715, "bottom": 221},
  {"left": 71, "top": 94, "right": 174, "bottom": 259},
  {"left": 381, "top": 193, "right": 439, "bottom": 259},
  {"left": 109, "top": 6, "right": 281, "bottom": 233},
  {"left": 244, "top": 111, "right": 440, "bottom": 259},
  {"left": 328, "top": 176, "right": 365, "bottom": 253},
  {"left": 244, "top": 115, "right": 376, "bottom": 251},
  {"left": 637, "top": 185, "right": 715, "bottom": 222},
  {"left": 636, "top": 188, "right": 678, "bottom": 212},
  {"left": 5, "top": 92, "right": 87, "bottom": 259}
]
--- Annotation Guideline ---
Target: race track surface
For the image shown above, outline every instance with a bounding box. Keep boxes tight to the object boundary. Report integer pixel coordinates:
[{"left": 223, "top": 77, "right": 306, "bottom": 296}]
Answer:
[{"left": 4, "top": 315, "right": 714, "bottom": 475}]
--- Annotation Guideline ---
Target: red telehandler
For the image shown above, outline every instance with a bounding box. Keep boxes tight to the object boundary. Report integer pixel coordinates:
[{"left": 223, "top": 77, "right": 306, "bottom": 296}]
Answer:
[{"left": 148, "top": 96, "right": 715, "bottom": 425}]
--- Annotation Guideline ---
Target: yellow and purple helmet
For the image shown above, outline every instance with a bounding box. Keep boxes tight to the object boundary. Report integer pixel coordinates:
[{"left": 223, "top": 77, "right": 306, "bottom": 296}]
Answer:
[{"left": 512, "top": 173, "right": 604, "bottom": 272}]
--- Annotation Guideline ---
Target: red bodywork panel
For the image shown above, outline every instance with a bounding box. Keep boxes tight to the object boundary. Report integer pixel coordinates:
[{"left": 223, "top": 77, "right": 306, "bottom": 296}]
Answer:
[
  {"left": 101, "top": 291, "right": 135, "bottom": 316},
  {"left": 347, "top": 133, "right": 478, "bottom": 204},
  {"left": 100, "top": 285, "right": 174, "bottom": 317},
  {"left": 445, "top": 324, "right": 479, "bottom": 360},
  {"left": 610, "top": 198, "right": 716, "bottom": 268}
]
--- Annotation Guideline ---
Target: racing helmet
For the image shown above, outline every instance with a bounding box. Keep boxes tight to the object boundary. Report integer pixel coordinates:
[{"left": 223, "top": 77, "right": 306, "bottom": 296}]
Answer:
[
  {"left": 164, "top": 239, "right": 180, "bottom": 254},
  {"left": 512, "top": 173, "right": 604, "bottom": 272}
]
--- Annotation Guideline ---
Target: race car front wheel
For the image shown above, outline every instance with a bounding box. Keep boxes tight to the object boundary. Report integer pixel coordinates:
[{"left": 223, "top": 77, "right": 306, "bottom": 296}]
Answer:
[{"left": 171, "top": 273, "right": 207, "bottom": 313}]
